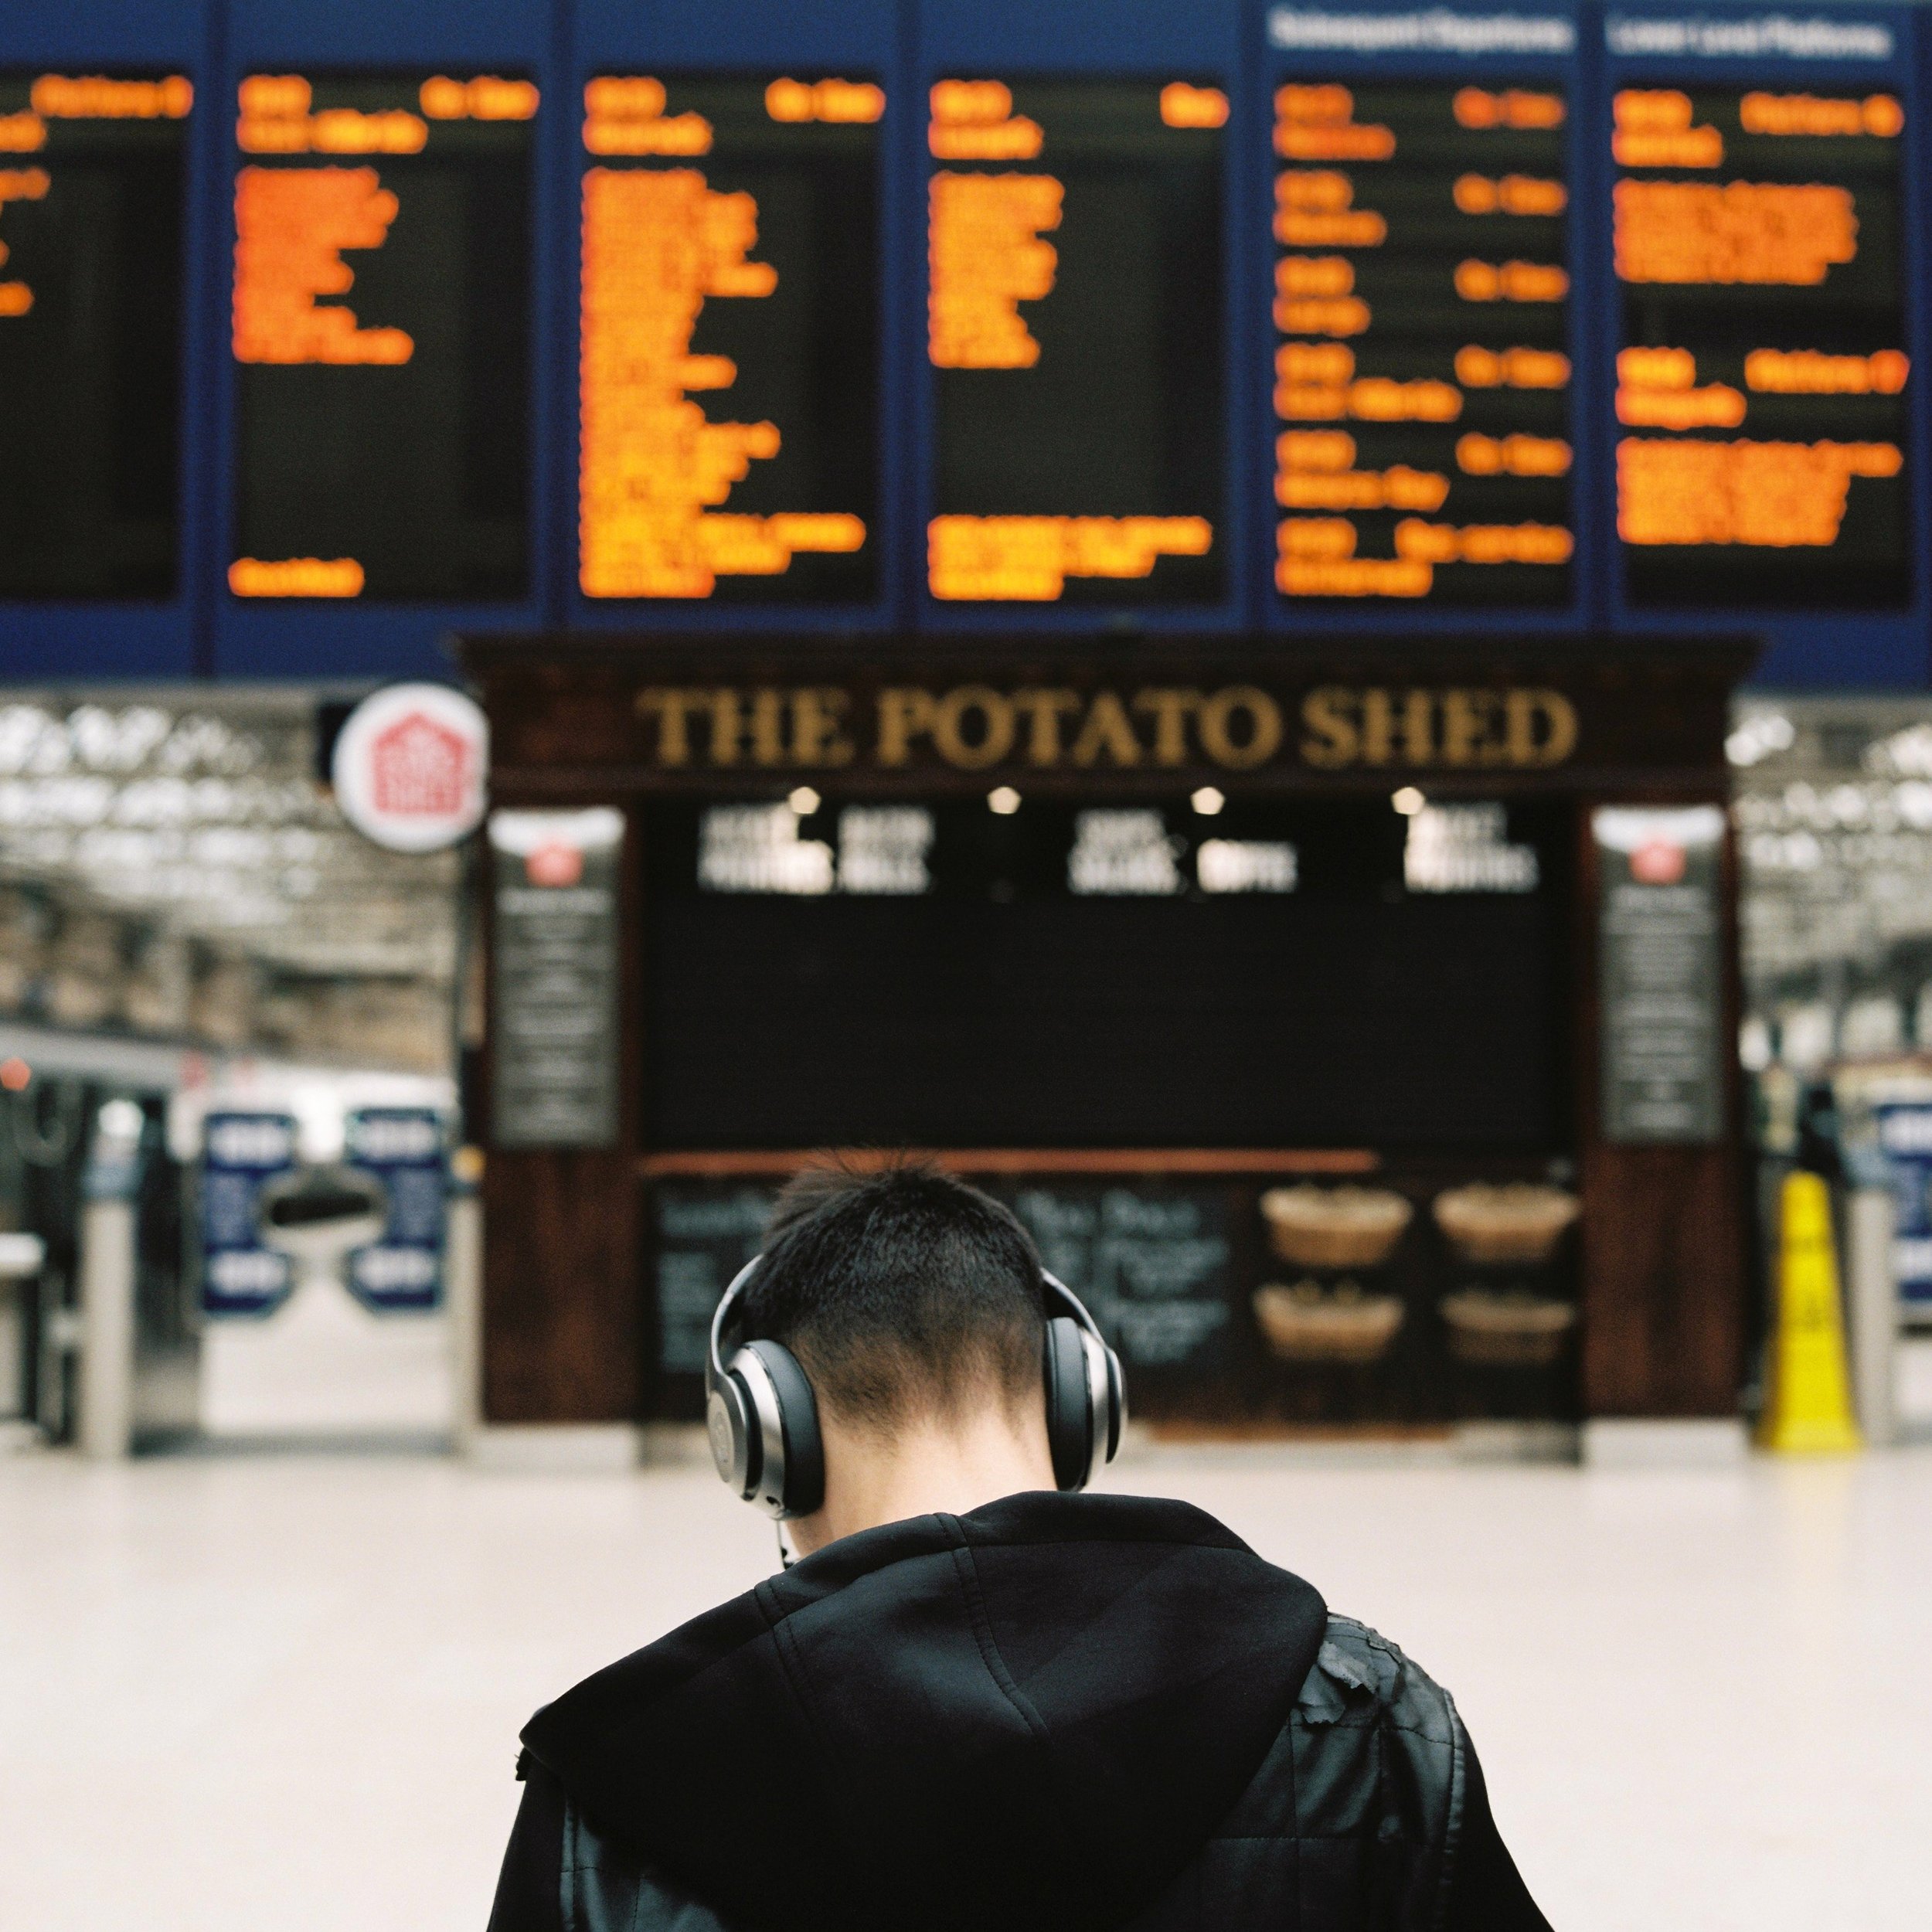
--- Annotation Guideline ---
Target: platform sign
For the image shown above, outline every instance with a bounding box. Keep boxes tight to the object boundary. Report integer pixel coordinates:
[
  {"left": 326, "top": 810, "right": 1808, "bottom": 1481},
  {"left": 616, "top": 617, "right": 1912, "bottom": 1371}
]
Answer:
[
  {"left": 199, "top": 1111, "right": 298, "bottom": 1318},
  {"left": 576, "top": 73, "right": 883, "bottom": 606},
  {"left": 0, "top": 72, "right": 191, "bottom": 599},
  {"left": 343, "top": 1107, "right": 446, "bottom": 1312},
  {"left": 1607, "top": 12, "right": 1914, "bottom": 607},
  {"left": 924, "top": 77, "right": 1227, "bottom": 607},
  {"left": 1268, "top": 75, "right": 1576, "bottom": 605},
  {"left": 228, "top": 71, "right": 536, "bottom": 603},
  {"left": 1264, "top": 8, "right": 1582, "bottom": 613}
]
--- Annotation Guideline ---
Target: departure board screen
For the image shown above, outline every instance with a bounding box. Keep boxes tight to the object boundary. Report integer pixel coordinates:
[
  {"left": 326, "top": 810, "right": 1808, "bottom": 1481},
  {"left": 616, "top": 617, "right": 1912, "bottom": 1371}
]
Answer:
[
  {"left": 578, "top": 74, "right": 882, "bottom": 603},
  {"left": 1613, "top": 84, "right": 1910, "bottom": 607},
  {"left": 927, "top": 79, "right": 1226, "bottom": 604},
  {"left": 1273, "top": 82, "right": 1573, "bottom": 606},
  {"left": 0, "top": 73, "right": 189, "bottom": 598},
  {"left": 230, "top": 73, "right": 535, "bottom": 602}
]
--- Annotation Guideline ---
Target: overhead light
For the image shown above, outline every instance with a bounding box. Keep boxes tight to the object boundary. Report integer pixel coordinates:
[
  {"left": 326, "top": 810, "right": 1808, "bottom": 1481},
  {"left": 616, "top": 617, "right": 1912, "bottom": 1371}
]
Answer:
[
  {"left": 988, "top": 786, "right": 1022, "bottom": 815},
  {"left": 1392, "top": 786, "right": 1426, "bottom": 816},
  {"left": 787, "top": 786, "right": 821, "bottom": 817},
  {"left": 1190, "top": 785, "right": 1226, "bottom": 816}
]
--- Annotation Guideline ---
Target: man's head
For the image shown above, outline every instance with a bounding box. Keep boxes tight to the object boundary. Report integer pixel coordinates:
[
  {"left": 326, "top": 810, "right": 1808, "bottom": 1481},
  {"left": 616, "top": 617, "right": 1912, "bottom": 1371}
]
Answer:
[
  {"left": 740, "top": 1162, "right": 1063, "bottom": 1553},
  {"left": 743, "top": 1160, "right": 1047, "bottom": 1437}
]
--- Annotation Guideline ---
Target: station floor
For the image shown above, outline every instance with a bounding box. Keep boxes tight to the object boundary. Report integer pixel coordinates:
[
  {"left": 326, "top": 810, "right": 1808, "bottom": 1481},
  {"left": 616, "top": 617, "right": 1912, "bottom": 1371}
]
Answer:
[{"left": 2, "top": 1440, "right": 1927, "bottom": 1932}]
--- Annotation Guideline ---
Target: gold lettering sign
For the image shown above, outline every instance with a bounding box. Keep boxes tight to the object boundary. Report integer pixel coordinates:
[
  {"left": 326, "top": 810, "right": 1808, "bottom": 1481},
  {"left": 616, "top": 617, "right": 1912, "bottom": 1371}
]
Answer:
[{"left": 632, "top": 683, "right": 1579, "bottom": 774}]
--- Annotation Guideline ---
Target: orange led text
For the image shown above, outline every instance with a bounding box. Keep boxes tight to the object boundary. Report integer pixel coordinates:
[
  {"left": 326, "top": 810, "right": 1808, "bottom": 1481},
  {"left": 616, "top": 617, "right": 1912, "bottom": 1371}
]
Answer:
[
  {"left": 928, "top": 516, "right": 1211, "bottom": 600},
  {"left": 1614, "top": 180, "right": 1857, "bottom": 284},
  {"left": 928, "top": 170, "right": 1061, "bottom": 368},
  {"left": 232, "top": 167, "right": 413, "bottom": 364},
  {"left": 929, "top": 80, "right": 1042, "bottom": 161}
]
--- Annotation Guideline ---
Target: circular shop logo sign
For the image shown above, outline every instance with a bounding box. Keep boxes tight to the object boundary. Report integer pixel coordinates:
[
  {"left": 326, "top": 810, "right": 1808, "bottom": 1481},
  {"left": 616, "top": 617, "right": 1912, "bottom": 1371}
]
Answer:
[{"left": 332, "top": 683, "right": 488, "bottom": 853}]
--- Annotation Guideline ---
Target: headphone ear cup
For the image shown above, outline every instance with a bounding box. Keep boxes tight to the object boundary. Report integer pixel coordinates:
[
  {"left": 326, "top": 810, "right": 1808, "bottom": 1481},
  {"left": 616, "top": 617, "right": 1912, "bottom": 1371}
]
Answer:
[
  {"left": 737, "top": 1338, "right": 825, "bottom": 1519},
  {"left": 1043, "top": 1315, "right": 1092, "bottom": 1491},
  {"left": 707, "top": 1370, "right": 757, "bottom": 1498}
]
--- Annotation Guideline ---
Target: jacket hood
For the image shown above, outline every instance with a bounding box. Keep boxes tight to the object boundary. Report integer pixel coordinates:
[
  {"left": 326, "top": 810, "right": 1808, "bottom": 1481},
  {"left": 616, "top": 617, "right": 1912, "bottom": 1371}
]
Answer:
[{"left": 522, "top": 1492, "right": 1327, "bottom": 1932}]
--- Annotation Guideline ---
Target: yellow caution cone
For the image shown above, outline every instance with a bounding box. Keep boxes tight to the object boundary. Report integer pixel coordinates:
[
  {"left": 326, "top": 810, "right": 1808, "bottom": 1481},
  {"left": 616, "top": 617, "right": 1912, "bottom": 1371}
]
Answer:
[{"left": 1760, "top": 1170, "right": 1862, "bottom": 1455}]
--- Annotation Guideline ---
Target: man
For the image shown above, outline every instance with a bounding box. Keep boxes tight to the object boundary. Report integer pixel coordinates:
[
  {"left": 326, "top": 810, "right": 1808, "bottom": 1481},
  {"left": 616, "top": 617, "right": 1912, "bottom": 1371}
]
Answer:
[{"left": 489, "top": 1163, "right": 1551, "bottom": 1932}]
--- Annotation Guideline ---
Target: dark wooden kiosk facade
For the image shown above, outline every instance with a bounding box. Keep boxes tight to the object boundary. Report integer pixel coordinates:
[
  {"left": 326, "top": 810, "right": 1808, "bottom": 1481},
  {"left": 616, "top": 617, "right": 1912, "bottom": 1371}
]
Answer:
[{"left": 461, "top": 633, "right": 1755, "bottom": 1441}]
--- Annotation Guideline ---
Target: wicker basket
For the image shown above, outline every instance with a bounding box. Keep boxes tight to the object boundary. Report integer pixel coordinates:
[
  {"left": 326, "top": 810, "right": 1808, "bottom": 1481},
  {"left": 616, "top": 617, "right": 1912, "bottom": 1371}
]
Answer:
[
  {"left": 1431, "top": 1184, "right": 1580, "bottom": 1266},
  {"left": 1440, "top": 1291, "right": 1577, "bottom": 1366},
  {"left": 1254, "top": 1281, "right": 1406, "bottom": 1364},
  {"left": 1260, "top": 1185, "right": 1413, "bottom": 1270}
]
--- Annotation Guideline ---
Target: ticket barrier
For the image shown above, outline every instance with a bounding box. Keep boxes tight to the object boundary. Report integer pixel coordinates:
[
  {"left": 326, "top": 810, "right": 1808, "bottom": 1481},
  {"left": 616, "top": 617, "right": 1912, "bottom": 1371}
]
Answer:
[
  {"left": 188, "top": 1097, "right": 458, "bottom": 1442},
  {"left": 77, "top": 1097, "right": 198, "bottom": 1458}
]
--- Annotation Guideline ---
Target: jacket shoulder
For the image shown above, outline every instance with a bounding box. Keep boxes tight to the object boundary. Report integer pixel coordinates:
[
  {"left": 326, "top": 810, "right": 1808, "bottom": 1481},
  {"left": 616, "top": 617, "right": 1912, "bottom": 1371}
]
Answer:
[
  {"left": 1186, "top": 1613, "right": 1464, "bottom": 1932},
  {"left": 1300, "top": 1615, "right": 1461, "bottom": 1751}
]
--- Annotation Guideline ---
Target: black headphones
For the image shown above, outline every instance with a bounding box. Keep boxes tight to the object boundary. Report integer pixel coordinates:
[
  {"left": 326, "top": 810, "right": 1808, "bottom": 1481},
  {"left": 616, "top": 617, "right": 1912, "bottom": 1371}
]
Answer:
[{"left": 706, "top": 1257, "right": 1125, "bottom": 1520}]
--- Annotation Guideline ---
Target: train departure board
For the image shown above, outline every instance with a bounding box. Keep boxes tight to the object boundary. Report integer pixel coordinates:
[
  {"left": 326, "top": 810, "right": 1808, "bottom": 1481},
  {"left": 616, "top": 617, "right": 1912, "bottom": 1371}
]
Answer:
[
  {"left": 230, "top": 73, "right": 535, "bottom": 602},
  {"left": 578, "top": 75, "right": 883, "bottom": 604},
  {"left": 1273, "top": 81, "right": 1574, "bottom": 607},
  {"left": 0, "top": 73, "right": 189, "bottom": 598},
  {"left": 1613, "top": 83, "right": 1910, "bottom": 607},
  {"left": 927, "top": 78, "right": 1226, "bottom": 604}
]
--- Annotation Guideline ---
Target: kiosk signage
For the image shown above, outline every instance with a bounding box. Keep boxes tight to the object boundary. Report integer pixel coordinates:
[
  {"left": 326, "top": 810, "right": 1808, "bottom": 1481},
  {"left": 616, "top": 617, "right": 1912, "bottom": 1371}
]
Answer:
[
  {"left": 1594, "top": 803, "right": 1726, "bottom": 1143},
  {"left": 488, "top": 808, "right": 624, "bottom": 1149}
]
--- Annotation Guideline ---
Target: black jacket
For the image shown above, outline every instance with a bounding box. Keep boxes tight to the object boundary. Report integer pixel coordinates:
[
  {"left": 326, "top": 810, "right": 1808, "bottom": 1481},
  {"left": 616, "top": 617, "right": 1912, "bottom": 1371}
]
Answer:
[{"left": 489, "top": 1492, "right": 1549, "bottom": 1932}]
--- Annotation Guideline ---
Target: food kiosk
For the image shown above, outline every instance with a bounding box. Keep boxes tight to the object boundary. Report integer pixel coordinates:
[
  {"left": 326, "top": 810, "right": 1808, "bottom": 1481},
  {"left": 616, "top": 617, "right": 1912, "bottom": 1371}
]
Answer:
[{"left": 462, "top": 631, "right": 1753, "bottom": 1440}]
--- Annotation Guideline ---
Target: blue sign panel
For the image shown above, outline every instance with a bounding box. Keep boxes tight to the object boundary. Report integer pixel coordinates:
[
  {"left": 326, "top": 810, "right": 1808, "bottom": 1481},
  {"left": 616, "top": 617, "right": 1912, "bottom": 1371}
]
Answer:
[
  {"left": 1874, "top": 1097, "right": 1932, "bottom": 1306},
  {"left": 199, "top": 1108, "right": 297, "bottom": 1317},
  {"left": 343, "top": 1105, "right": 447, "bottom": 1311}
]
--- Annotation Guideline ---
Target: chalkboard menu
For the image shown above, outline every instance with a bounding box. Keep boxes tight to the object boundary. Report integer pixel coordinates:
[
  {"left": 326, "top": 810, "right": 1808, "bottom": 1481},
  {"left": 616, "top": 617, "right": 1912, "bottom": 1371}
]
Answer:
[
  {"left": 998, "top": 1182, "right": 1235, "bottom": 1375},
  {"left": 654, "top": 1182, "right": 774, "bottom": 1376},
  {"left": 646, "top": 1175, "right": 1235, "bottom": 1383},
  {"left": 1595, "top": 804, "right": 1725, "bottom": 1143},
  {"left": 488, "top": 808, "right": 623, "bottom": 1148}
]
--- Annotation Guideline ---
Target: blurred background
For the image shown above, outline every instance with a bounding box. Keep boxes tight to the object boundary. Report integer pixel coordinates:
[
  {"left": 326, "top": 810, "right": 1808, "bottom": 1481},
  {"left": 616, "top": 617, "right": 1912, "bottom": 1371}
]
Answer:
[{"left": 5, "top": 2, "right": 1932, "bottom": 1927}]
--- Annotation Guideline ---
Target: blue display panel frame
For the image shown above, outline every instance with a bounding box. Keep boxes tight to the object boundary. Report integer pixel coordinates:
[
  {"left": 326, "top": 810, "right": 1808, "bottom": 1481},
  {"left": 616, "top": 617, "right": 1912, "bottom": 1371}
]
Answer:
[
  {"left": 208, "top": 0, "right": 559, "bottom": 678},
  {"left": 0, "top": 0, "right": 215, "bottom": 678},
  {"left": 913, "top": 0, "right": 1254, "bottom": 635},
  {"left": 566, "top": 0, "right": 909, "bottom": 635},
  {"left": 1596, "top": 2, "right": 1929, "bottom": 686},
  {"left": 1256, "top": 0, "right": 1597, "bottom": 638}
]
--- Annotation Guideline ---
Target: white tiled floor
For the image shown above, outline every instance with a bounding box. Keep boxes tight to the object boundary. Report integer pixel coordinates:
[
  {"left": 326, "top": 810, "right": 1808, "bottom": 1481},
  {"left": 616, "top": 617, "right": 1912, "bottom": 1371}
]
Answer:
[{"left": 2, "top": 1443, "right": 1928, "bottom": 1932}]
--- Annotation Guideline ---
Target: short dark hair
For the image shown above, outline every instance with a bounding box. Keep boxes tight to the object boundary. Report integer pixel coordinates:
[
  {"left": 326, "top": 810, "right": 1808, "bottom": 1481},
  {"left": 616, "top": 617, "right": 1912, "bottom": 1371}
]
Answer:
[{"left": 742, "top": 1159, "right": 1046, "bottom": 1434}]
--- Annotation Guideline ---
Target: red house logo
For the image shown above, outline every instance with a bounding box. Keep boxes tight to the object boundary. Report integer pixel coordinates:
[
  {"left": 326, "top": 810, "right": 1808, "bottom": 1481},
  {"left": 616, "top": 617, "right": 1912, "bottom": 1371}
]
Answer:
[{"left": 369, "top": 711, "right": 473, "bottom": 819}]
